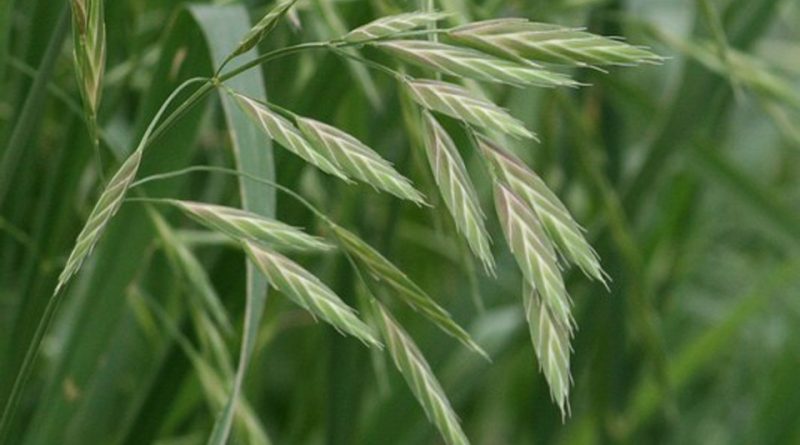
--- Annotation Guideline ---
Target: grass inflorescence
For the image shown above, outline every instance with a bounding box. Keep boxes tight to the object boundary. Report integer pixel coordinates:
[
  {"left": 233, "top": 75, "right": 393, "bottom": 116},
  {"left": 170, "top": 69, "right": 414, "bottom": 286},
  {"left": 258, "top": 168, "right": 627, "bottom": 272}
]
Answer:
[{"left": 1, "top": 4, "right": 670, "bottom": 444}]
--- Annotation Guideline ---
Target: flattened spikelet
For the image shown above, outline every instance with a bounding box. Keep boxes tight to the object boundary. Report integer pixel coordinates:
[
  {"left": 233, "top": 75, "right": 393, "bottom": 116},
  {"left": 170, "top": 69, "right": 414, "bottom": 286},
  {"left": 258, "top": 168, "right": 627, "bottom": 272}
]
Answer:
[
  {"left": 449, "top": 18, "right": 663, "bottom": 67},
  {"left": 478, "top": 135, "right": 605, "bottom": 284},
  {"left": 343, "top": 11, "right": 450, "bottom": 43},
  {"left": 331, "top": 224, "right": 487, "bottom": 357},
  {"left": 230, "top": 0, "right": 298, "bottom": 57},
  {"left": 56, "top": 149, "right": 142, "bottom": 294},
  {"left": 244, "top": 242, "right": 381, "bottom": 347},
  {"left": 373, "top": 40, "right": 578, "bottom": 87},
  {"left": 370, "top": 300, "right": 470, "bottom": 445},
  {"left": 407, "top": 79, "right": 535, "bottom": 139},
  {"left": 171, "top": 200, "right": 333, "bottom": 252},
  {"left": 524, "top": 284, "right": 572, "bottom": 418},
  {"left": 70, "top": 0, "right": 105, "bottom": 114},
  {"left": 421, "top": 111, "right": 495, "bottom": 273},
  {"left": 296, "top": 117, "right": 427, "bottom": 204},
  {"left": 494, "top": 183, "right": 573, "bottom": 332},
  {"left": 232, "top": 93, "right": 349, "bottom": 179}
]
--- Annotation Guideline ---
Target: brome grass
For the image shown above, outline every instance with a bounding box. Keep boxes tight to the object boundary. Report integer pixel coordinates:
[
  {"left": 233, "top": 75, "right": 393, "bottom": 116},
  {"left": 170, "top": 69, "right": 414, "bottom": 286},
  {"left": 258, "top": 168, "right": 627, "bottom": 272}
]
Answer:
[
  {"left": 421, "top": 110, "right": 495, "bottom": 273},
  {"left": 1, "top": 4, "right": 678, "bottom": 443},
  {"left": 374, "top": 40, "right": 579, "bottom": 87},
  {"left": 369, "top": 299, "right": 469, "bottom": 445},
  {"left": 231, "top": 92, "right": 349, "bottom": 180},
  {"left": 244, "top": 241, "right": 381, "bottom": 348},
  {"left": 494, "top": 183, "right": 574, "bottom": 333},
  {"left": 407, "top": 79, "right": 535, "bottom": 140},
  {"left": 296, "top": 117, "right": 427, "bottom": 204},
  {"left": 449, "top": 18, "right": 663, "bottom": 67},
  {"left": 331, "top": 222, "right": 487, "bottom": 357},
  {"left": 171, "top": 200, "right": 333, "bottom": 252},
  {"left": 56, "top": 148, "right": 141, "bottom": 294},
  {"left": 477, "top": 134, "right": 606, "bottom": 285},
  {"left": 343, "top": 12, "right": 450, "bottom": 43},
  {"left": 523, "top": 284, "right": 572, "bottom": 418}
]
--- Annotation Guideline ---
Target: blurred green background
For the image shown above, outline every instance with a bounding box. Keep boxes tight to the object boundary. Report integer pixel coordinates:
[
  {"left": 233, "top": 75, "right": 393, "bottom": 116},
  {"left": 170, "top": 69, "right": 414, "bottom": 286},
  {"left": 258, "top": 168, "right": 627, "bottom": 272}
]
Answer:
[{"left": 1, "top": 0, "right": 799, "bottom": 444}]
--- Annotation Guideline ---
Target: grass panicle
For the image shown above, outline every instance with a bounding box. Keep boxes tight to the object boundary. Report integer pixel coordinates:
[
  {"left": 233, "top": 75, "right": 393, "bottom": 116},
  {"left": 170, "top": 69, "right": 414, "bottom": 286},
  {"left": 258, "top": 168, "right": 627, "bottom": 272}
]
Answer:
[
  {"left": 494, "top": 183, "right": 573, "bottom": 333},
  {"left": 343, "top": 11, "right": 450, "bottom": 43},
  {"left": 244, "top": 241, "right": 381, "bottom": 348},
  {"left": 524, "top": 284, "right": 572, "bottom": 419},
  {"left": 448, "top": 19, "right": 663, "bottom": 68},
  {"left": 421, "top": 111, "right": 495, "bottom": 274},
  {"left": 55, "top": 148, "right": 141, "bottom": 294},
  {"left": 171, "top": 200, "right": 333, "bottom": 252},
  {"left": 478, "top": 135, "right": 605, "bottom": 285},
  {"left": 373, "top": 40, "right": 578, "bottom": 87},
  {"left": 331, "top": 223, "right": 487, "bottom": 358},
  {"left": 407, "top": 79, "right": 535, "bottom": 139},
  {"left": 370, "top": 300, "right": 470, "bottom": 445},
  {"left": 231, "top": 92, "right": 349, "bottom": 180},
  {"left": 296, "top": 117, "right": 427, "bottom": 204},
  {"left": 3, "top": 3, "right": 687, "bottom": 440}
]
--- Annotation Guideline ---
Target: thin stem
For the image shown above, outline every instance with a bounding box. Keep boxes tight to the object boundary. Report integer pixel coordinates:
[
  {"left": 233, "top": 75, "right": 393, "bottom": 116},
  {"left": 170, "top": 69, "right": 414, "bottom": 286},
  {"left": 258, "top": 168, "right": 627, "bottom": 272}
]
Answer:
[
  {"left": 218, "top": 42, "right": 331, "bottom": 83},
  {"left": 89, "top": 116, "right": 106, "bottom": 183},
  {"left": 215, "top": 53, "right": 236, "bottom": 78},
  {"left": 330, "top": 47, "right": 409, "bottom": 81},
  {"left": 216, "top": 27, "right": 454, "bottom": 85},
  {"left": 130, "top": 166, "right": 329, "bottom": 222},
  {"left": 423, "top": 0, "right": 439, "bottom": 43},
  {"left": 329, "top": 27, "right": 454, "bottom": 44},
  {"left": 140, "top": 78, "right": 212, "bottom": 153},
  {"left": 155, "top": 28, "right": 459, "bottom": 151},
  {"left": 223, "top": 86, "right": 298, "bottom": 120},
  {"left": 221, "top": 86, "right": 304, "bottom": 125},
  {"left": 264, "top": 101, "right": 298, "bottom": 120},
  {"left": 125, "top": 197, "right": 175, "bottom": 205}
]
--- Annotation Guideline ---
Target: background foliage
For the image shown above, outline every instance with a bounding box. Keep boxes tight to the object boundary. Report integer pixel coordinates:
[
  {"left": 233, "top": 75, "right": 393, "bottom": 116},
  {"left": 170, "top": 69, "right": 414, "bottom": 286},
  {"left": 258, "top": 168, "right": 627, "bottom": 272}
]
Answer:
[{"left": 1, "top": 0, "right": 799, "bottom": 444}]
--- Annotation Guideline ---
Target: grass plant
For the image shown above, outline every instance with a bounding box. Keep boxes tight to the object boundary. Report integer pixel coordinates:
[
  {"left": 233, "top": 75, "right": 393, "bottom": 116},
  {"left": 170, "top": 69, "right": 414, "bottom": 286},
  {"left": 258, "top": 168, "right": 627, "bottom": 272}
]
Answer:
[{"left": 1, "top": 0, "right": 798, "bottom": 444}]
